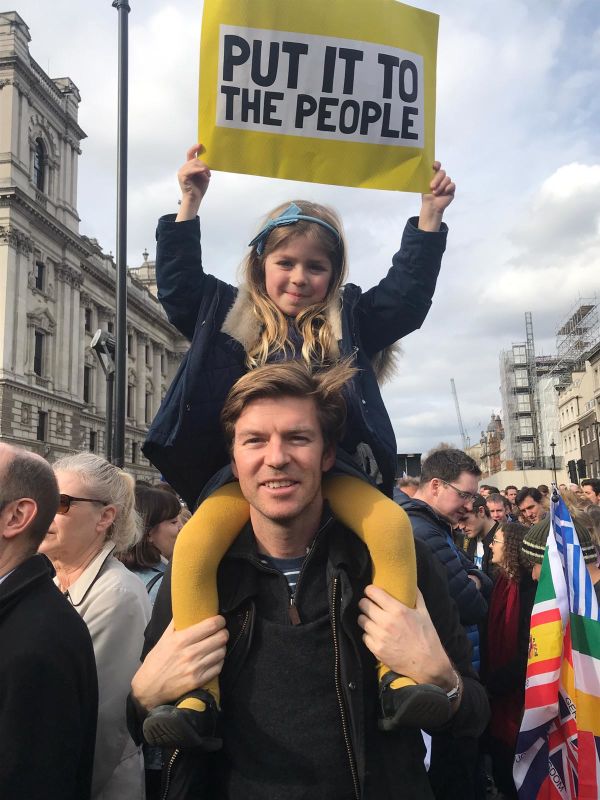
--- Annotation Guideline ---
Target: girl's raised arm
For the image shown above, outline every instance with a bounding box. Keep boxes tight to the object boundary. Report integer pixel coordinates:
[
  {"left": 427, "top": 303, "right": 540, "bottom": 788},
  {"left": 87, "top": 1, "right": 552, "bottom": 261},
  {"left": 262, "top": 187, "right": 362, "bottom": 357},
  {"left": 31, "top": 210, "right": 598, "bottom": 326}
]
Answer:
[
  {"left": 176, "top": 143, "right": 211, "bottom": 222},
  {"left": 418, "top": 161, "right": 455, "bottom": 232}
]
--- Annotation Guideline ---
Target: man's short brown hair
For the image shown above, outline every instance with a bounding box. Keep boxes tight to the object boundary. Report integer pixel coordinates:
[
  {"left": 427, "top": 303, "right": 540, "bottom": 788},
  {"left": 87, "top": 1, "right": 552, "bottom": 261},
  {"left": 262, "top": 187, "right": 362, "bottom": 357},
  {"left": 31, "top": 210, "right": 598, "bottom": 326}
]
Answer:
[
  {"left": 0, "top": 447, "right": 59, "bottom": 551},
  {"left": 221, "top": 360, "right": 356, "bottom": 451}
]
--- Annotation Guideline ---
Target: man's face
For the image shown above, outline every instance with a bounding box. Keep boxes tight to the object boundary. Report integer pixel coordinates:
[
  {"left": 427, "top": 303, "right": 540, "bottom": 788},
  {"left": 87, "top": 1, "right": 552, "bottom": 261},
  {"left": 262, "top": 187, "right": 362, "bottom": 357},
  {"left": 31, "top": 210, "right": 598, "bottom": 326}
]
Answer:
[
  {"left": 518, "top": 496, "right": 545, "bottom": 525},
  {"left": 506, "top": 488, "right": 517, "bottom": 503},
  {"left": 582, "top": 485, "right": 600, "bottom": 505},
  {"left": 231, "top": 395, "right": 335, "bottom": 528},
  {"left": 431, "top": 472, "right": 479, "bottom": 525},
  {"left": 486, "top": 500, "right": 507, "bottom": 524},
  {"left": 460, "top": 507, "right": 486, "bottom": 539},
  {"left": 479, "top": 487, "right": 490, "bottom": 498}
]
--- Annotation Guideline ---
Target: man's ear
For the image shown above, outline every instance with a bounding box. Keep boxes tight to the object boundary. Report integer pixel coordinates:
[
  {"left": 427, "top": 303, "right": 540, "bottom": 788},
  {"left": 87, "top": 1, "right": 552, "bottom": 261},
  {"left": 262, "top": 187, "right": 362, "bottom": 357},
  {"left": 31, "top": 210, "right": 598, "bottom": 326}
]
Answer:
[
  {"left": 231, "top": 458, "right": 238, "bottom": 479},
  {"left": 1, "top": 498, "right": 38, "bottom": 540},
  {"left": 322, "top": 444, "right": 336, "bottom": 473}
]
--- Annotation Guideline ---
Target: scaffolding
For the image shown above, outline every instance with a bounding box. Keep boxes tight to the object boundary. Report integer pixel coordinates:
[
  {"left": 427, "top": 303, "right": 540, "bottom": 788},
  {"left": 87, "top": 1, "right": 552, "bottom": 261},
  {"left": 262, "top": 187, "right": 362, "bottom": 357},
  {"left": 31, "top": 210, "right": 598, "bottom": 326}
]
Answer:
[
  {"left": 499, "top": 298, "right": 600, "bottom": 472},
  {"left": 554, "top": 297, "right": 599, "bottom": 387}
]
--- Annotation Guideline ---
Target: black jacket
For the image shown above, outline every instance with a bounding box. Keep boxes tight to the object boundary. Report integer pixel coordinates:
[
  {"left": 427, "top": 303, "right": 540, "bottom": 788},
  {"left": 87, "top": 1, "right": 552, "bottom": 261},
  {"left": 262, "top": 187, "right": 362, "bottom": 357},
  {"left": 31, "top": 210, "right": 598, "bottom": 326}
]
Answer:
[
  {"left": 0, "top": 554, "right": 98, "bottom": 800},
  {"left": 130, "top": 517, "right": 489, "bottom": 799},
  {"left": 143, "top": 215, "right": 447, "bottom": 507}
]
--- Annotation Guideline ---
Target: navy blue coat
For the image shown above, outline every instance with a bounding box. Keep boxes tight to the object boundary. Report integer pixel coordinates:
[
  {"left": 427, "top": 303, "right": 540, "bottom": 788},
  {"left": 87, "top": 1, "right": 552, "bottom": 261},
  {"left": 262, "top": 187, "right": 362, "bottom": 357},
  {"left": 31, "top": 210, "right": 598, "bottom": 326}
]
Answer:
[
  {"left": 143, "top": 215, "right": 447, "bottom": 509},
  {"left": 398, "top": 496, "right": 492, "bottom": 672}
]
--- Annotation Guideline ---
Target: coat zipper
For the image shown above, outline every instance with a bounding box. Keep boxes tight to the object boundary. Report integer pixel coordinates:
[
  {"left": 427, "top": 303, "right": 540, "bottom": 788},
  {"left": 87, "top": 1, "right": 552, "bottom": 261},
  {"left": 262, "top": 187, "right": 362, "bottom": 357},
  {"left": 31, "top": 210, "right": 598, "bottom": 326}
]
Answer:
[
  {"left": 331, "top": 576, "right": 360, "bottom": 800},
  {"left": 287, "top": 518, "right": 332, "bottom": 624},
  {"left": 228, "top": 608, "right": 250, "bottom": 655},
  {"left": 161, "top": 747, "right": 179, "bottom": 800}
]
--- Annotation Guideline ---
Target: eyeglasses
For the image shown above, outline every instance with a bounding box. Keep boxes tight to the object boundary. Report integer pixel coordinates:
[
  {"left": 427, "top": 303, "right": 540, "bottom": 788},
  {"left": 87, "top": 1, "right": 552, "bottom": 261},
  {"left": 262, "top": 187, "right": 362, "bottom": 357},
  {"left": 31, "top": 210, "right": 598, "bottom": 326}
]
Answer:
[
  {"left": 491, "top": 537, "right": 504, "bottom": 545},
  {"left": 439, "top": 480, "right": 478, "bottom": 504},
  {"left": 57, "top": 494, "right": 108, "bottom": 515}
]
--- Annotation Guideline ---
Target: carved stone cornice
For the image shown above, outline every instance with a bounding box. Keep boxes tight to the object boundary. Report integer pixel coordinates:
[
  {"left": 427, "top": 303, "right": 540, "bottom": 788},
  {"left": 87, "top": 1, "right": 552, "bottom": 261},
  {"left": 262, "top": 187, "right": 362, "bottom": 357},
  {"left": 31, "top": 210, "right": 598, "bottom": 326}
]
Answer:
[
  {"left": 80, "top": 290, "right": 93, "bottom": 308},
  {"left": 55, "top": 263, "right": 82, "bottom": 289},
  {"left": 0, "top": 223, "right": 34, "bottom": 254},
  {"left": 27, "top": 307, "right": 56, "bottom": 334}
]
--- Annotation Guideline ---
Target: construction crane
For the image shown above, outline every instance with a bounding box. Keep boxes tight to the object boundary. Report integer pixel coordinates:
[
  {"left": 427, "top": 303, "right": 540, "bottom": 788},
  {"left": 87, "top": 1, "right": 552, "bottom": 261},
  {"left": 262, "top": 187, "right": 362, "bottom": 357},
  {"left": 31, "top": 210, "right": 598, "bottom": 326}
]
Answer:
[{"left": 450, "top": 378, "right": 470, "bottom": 451}]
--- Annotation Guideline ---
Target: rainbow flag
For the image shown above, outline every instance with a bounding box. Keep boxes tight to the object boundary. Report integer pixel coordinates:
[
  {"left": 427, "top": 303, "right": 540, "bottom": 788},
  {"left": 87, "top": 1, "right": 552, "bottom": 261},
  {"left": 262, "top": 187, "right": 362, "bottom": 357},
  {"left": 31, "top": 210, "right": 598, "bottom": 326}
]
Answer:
[{"left": 513, "top": 494, "right": 600, "bottom": 799}]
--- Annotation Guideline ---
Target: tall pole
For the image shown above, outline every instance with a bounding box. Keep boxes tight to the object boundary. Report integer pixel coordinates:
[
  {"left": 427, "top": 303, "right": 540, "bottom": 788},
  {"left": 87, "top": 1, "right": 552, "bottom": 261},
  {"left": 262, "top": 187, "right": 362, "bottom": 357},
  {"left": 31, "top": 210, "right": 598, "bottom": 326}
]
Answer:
[
  {"left": 112, "top": 0, "right": 130, "bottom": 467},
  {"left": 550, "top": 439, "right": 557, "bottom": 485}
]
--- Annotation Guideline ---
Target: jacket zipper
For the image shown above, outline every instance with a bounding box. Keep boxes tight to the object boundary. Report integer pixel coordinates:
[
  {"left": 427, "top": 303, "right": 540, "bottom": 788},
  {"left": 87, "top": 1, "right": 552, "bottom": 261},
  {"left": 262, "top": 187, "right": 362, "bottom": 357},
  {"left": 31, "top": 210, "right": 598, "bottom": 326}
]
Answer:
[
  {"left": 161, "top": 748, "right": 179, "bottom": 800},
  {"left": 331, "top": 576, "right": 360, "bottom": 800},
  {"left": 287, "top": 517, "right": 333, "bottom": 624},
  {"left": 228, "top": 608, "right": 250, "bottom": 655}
]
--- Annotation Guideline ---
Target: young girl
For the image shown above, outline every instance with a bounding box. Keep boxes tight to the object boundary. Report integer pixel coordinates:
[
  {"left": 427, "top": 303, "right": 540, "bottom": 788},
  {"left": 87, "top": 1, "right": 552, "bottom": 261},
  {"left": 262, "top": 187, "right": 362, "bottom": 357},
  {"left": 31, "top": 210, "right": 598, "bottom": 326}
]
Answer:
[{"left": 142, "top": 145, "right": 455, "bottom": 749}]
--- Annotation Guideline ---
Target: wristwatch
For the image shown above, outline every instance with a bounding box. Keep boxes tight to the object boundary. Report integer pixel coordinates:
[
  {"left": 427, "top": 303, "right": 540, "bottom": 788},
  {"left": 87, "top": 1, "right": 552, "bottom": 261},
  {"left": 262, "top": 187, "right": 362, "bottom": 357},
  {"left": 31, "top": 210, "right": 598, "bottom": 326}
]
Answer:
[{"left": 446, "top": 668, "right": 461, "bottom": 703}]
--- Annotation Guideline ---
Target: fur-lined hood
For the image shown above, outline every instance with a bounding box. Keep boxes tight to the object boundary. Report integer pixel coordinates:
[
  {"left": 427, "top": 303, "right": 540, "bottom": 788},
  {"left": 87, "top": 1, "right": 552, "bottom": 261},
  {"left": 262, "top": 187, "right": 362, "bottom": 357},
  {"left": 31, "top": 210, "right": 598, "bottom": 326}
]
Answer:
[{"left": 221, "top": 284, "right": 401, "bottom": 385}]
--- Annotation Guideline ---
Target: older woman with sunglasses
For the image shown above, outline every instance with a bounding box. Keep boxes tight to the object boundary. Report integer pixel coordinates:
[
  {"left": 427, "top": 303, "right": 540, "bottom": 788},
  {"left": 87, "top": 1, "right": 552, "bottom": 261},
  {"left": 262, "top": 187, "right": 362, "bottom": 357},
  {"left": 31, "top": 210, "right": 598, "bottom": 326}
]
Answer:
[{"left": 39, "top": 453, "right": 151, "bottom": 800}]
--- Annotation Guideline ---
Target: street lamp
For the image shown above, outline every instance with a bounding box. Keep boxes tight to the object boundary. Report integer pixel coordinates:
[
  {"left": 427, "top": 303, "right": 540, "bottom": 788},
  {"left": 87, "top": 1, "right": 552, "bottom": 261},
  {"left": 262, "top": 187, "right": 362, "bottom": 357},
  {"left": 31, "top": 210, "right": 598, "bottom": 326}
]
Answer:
[
  {"left": 112, "top": 0, "right": 131, "bottom": 468},
  {"left": 549, "top": 438, "right": 557, "bottom": 485},
  {"left": 90, "top": 329, "right": 116, "bottom": 461}
]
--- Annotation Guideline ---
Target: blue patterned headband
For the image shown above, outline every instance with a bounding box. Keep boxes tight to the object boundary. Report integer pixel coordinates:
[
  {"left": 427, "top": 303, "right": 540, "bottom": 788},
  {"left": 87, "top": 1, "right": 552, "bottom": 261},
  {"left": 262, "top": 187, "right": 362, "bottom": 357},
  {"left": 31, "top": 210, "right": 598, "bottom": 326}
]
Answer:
[{"left": 248, "top": 202, "right": 341, "bottom": 256}]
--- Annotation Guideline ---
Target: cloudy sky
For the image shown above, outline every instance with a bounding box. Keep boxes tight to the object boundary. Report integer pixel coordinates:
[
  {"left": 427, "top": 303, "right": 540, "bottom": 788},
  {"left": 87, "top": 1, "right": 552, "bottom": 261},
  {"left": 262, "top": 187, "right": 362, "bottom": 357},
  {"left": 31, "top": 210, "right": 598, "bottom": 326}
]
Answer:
[{"left": 9, "top": 0, "right": 600, "bottom": 455}]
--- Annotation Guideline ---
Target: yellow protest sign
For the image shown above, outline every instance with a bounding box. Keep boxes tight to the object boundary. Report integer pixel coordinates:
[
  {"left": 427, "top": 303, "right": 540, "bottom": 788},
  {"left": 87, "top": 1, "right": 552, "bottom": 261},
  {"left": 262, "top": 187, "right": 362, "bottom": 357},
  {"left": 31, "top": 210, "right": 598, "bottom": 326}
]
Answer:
[{"left": 198, "top": 0, "right": 439, "bottom": 192}]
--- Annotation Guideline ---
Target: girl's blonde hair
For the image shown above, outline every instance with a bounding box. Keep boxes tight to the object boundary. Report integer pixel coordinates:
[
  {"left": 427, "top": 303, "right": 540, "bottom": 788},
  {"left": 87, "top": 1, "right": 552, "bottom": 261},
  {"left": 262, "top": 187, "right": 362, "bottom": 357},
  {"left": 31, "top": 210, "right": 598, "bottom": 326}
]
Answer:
[
  {"left": 53, "top": 453, "right": 142, "bottom": 554},
  {"left": 241, "top": 200, "right": 348, "bottom": 368}
]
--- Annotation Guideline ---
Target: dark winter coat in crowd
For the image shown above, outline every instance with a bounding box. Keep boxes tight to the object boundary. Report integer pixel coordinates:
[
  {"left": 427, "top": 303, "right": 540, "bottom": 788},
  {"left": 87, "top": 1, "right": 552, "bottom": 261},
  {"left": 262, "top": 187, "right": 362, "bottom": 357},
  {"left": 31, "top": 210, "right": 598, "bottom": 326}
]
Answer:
[
  {"left": 399, "top": 496, "right": 492, "bottom": 670},
  {"left": 142, "top": 215, "right": 447, "bottom": 508},
  {"left": 0, "top": 554, "right": 98, "bottom": 800},
  {"left": 128, "top": 514, "right": 489, "bottom": 800},
  {"left": 398, "top": 496, "right": 493, "bottom": 800},
  {"left": 463, "top": 523, "right": 498, "bottom": 578}
]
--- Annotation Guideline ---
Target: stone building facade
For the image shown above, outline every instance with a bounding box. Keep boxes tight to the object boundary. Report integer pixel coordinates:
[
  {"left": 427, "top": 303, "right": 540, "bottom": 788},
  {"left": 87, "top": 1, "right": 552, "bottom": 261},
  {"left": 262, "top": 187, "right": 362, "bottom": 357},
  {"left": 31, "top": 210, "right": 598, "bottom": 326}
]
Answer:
[{"left": 0, "top": 11, "right": 187, "bottom": 480}]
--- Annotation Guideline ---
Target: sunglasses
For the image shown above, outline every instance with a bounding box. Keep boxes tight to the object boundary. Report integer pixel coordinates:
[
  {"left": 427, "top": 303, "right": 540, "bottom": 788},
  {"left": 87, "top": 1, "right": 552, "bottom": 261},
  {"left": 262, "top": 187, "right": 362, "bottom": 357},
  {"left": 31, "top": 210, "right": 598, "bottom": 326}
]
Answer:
[{"left": 57, "top": 494, "right": 108, "bottom": 515}]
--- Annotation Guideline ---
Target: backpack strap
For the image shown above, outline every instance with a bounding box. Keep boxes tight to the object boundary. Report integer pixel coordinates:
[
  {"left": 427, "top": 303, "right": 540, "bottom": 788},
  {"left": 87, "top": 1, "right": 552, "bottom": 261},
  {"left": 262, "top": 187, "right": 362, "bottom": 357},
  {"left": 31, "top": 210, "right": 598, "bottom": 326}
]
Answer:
[{"left": 146, "top": 571, "right": 164, "bottom": 595}]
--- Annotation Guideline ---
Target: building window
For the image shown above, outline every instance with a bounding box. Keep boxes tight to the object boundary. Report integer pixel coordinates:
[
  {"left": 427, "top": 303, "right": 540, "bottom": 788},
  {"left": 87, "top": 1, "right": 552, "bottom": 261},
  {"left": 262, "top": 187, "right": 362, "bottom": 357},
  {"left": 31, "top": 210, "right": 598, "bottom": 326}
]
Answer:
[
  {"left": 521, "top": 442, "right": 535, "bottom": 460},
  {"left": 127, "top": 333, "right": 133, "bottom": 354},
  {"left": 36, "top": 410, "right": 47, "bottom": 441},
  {"left": 145, "top": 344, "right": 151, "bottom": 366},
  {"left": 84, "top": 307, "right": 92, "bottom": 332},
  {"left": 517, "top": 395, "right": 530, "bottom": 412},
  {"left": 161, "top": 352, "right": 166, "bottom": 374},
  {"left": 513, "top": 345, "right": 527, "bottom": 365},
  {"left": 33, "top": 138, "right": 45, "bottom": 191},
  {"left": 145, "top": 392, "right": 152, "bottom": 423},
  {"left": 519, "top": 418, "right": 533, "bottom": 436},
  {"left": 131, "top": 441, "right": 138, "bottom": 464},
  {"left": 107, "top": 320, "right": 114, "bottom": 334},
  {"left": 83, "top": 365, "right": 92, "bottom": 404},
  {"left": 514, "top": 369, "right": 528, "bottom": 388},
  {"left": 35, "top": 261, "right": 46, "bottom": 291},
  {"left": 89, "top": 430, "right": 97, "bottom": 453},
  {"left": 127, "top": 385, "right": 134, "bottom": 418},
  {"left": 33, "top": 331, "right": 45, "bottom": 376}
]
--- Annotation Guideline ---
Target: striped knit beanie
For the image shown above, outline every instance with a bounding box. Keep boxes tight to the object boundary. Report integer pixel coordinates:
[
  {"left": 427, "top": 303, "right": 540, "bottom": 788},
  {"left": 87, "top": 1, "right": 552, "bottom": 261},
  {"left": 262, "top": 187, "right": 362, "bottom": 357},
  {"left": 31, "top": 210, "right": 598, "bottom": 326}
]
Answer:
[{"left": 521, "top": 516, "right": 598, "bottom": 565}]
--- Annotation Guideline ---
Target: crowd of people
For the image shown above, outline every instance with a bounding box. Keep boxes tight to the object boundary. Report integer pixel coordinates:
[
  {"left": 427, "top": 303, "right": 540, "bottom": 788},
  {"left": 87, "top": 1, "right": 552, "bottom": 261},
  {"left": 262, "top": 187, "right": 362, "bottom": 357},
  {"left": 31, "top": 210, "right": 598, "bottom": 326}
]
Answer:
[{"left": 2, "top": 145, "right": 600, "bottom": 800}]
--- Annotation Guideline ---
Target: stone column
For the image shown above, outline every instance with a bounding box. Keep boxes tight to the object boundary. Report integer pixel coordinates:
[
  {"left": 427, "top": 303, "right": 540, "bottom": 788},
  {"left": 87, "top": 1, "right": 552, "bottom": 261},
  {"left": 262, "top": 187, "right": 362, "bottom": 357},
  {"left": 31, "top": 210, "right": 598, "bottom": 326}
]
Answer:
[
  {"left": 55, "top": 265, "right": 74, "bottom": 392},
  {"left": 153, "top": 347, "right": 162, "bottom": 417},
  {"left": 136, "top": 333, "right": 147, "bottom": 426}
]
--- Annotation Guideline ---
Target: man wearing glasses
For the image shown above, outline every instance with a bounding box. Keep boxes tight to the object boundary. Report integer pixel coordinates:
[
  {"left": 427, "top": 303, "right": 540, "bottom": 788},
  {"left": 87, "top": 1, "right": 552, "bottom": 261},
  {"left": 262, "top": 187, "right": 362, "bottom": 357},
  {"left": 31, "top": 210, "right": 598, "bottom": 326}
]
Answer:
[{"left": 397, "top": 448, "right": 492, "bottom": 800}]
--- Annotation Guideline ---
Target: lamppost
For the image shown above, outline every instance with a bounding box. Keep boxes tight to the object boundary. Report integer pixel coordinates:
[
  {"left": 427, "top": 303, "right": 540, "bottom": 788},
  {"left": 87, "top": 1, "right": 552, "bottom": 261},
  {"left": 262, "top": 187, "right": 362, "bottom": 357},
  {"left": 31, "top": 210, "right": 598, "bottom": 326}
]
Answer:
[
  {"left": 112, "top": 0, "right": 130, "bottom": 468},
  {"left": 90, "top": 329, "right": 116, "bottom": 462},
  {"left": 549, "top": 438, "right": 557, "bottom": 485}
]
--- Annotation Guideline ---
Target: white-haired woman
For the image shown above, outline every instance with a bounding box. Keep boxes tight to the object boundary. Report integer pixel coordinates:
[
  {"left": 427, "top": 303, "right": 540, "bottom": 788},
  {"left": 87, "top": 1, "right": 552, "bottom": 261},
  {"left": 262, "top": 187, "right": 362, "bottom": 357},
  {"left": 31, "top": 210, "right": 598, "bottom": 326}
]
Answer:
[{"left": 39, "top": 453, "right": 151, "bottom": 800}]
